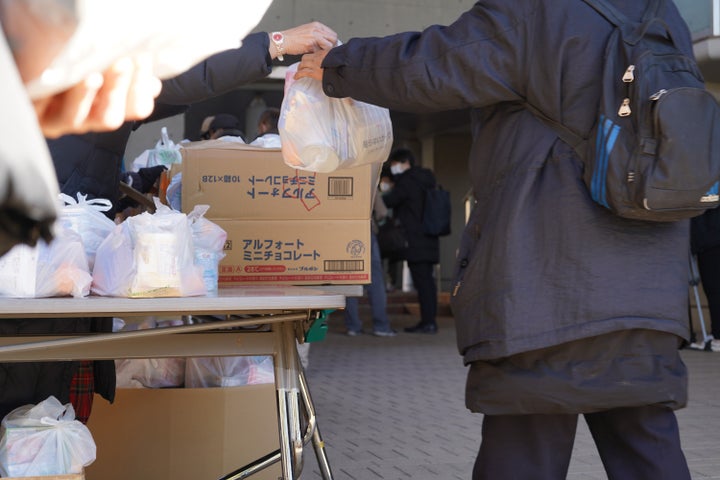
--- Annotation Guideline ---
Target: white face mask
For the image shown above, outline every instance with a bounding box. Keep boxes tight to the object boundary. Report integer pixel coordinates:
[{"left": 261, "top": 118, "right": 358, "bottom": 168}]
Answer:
[
  {"left": 379, "top": 182, "right": 391, "bottom": 193},
  {"left": 390, "top": 164, "right": 406, "bottom": 176}
]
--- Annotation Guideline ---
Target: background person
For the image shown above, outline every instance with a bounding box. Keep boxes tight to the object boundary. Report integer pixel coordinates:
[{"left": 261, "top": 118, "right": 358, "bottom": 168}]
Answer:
[
  {"left": 344, "top": 194, "right": 397, "bottom": 337},
  {"left": 295, "top": 1, "right": 694, "bottom": 478},
  {"left": 382, "top": 148, "right": 440, "bottom": 334}
]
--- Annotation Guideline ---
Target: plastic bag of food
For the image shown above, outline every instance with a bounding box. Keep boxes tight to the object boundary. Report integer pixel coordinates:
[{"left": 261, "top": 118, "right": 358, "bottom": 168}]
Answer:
[
  {"left": 185, "top": 356, "right": 274, "bottom": 388},
  {"left": 279, "top": 62, "right": 393, "bottom": 172},
  {"left": 58, "top": 193, "right": 115, "bottom": 270},
  {"left": 187, "top": 205, "right": 226, "bottom": 293},
  {"left": 0, "top": 396, "right": 96, "bottom": 477},
  {"left": 92, "top": 200, "right": 205, "bottom": 297},
  {"left": 0, "top": 224, "right": 92, "bottom": 298}
]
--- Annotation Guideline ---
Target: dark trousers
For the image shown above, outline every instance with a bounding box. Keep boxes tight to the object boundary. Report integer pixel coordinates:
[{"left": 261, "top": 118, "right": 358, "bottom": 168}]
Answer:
[
  {"left": 473, "top": 405, "right": 691, "bottom": 480},
  {"left": 697, "top": 246, "right": 720, "bottom": 338},
  {"left": 408, "top": 261, "right": 437, "bottom": 326}
]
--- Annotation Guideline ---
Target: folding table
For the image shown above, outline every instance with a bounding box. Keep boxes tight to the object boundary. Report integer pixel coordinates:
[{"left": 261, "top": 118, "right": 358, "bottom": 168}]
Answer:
[{"left": 0, "top": 285, "right": 358, "bottom": 479}]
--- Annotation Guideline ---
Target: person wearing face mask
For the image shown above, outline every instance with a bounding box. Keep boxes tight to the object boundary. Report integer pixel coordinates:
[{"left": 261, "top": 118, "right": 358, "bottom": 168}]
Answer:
[{"left": 382, "top": 148, "right": 440, "bottom": 334}]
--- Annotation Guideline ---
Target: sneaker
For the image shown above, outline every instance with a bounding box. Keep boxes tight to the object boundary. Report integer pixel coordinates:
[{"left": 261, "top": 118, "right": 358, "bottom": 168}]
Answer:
[
  {"left": 372, "top": 329, "right": 397, "bottom": 337},
  {"left": 346, "top": 330, "right": 363, "bottom": 337}
]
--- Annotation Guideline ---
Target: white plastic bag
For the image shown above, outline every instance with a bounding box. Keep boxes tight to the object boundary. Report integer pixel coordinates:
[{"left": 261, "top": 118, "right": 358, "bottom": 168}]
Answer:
[
  {"left": 92, "top": 200, "right": 206, "bottom": 297},
  {"left": 185, "top": 356, "right": 274, "bottom": 388},
  {"left": 0, "top": 396, "right": 96, "bottom": 477},
  {"left": 0, "top": 224, "right": 92, "bottom": 298},
  {"left": 131, "top": 127, "right": 182, "bottom": 171},
  {"left": 58, "top": 193, "right": 116, "bottom": 270},
  {"left": 279, "top": 62, "right": 393, "bottom": 172},
  {"left": 187, "top": 205, "right": 226, "bottom": 293}
]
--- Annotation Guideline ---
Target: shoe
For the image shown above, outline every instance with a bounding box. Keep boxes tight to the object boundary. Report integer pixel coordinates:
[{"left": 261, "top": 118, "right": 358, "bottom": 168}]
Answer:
[
  {"left": 372, "top": 329, "right": 397, "bottom": 337},
  {"left": 346, "top": 330, "right": 363, "bottom": 337},
  {"left": 403, "top": 323, "right": 438, "bottom": 334}
]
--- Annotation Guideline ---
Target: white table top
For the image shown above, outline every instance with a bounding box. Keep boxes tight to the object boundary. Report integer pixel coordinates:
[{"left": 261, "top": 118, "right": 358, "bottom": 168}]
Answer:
[{"left": 0, "top": 285, "right": 361, "bottom": 318}]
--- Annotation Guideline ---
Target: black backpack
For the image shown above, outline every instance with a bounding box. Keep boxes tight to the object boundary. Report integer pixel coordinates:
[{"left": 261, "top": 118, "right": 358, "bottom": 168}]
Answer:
[
  {"left": 528, "top": 0, "right": 720, "bottom": 222},
  {"left": 422, "top": 185, "right": 452, "bottom": 236}
]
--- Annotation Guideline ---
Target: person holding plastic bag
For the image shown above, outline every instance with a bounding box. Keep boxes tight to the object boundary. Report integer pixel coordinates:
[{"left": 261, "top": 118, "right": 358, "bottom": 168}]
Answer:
[{"left": 295, "top": 3, "right": 694, "bottom": 479}]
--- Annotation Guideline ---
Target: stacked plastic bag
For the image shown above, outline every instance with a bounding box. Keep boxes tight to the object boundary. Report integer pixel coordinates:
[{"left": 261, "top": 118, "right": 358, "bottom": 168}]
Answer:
[{"left": 113, "top": 318, "right": 274, "bottom": 389}]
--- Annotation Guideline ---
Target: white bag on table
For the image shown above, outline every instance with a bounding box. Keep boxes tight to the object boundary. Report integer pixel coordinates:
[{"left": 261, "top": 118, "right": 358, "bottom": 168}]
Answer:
[
  {"left": 0, "top": 396, "right": 96, "bottom": 477},
  {"left": 0, "top": 224, "right": 92, "bottom": 298},
  {"left": 58, "top": 193, "right": 116, "bottom": 270},
  {"left": 92, "top": 200, "right": 206, "bottom": 297},
  {"left": 187, "top": 205, "right": 226, "bottom": 293}
]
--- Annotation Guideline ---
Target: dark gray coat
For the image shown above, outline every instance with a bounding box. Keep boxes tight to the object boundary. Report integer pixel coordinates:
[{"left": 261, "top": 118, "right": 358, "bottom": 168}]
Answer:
[{"left": 320, "top": 0, "right": 692, "bottom": 410}]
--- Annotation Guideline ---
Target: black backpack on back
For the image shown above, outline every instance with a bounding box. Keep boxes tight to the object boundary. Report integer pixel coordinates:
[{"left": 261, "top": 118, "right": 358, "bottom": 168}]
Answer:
[
  {"left": 422, "top": 184, "right": 452, "bottom": 236},
  {"left": 528, "top": 0, "right": 720, "bottom": 222}
]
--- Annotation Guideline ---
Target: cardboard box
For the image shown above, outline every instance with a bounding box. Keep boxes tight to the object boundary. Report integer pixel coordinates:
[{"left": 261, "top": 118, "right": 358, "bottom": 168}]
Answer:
[
  {"left": 217, "top": 219, "right": 370, "bottom": 285},
  {"left": 180, "top": 141, "right": 378, "bottom": 220},
  {"left": 178, "top": 141, "right": 376, "bottom": 285},
  {"left": 85, "top": 385, "right": 281, "bottom": 480}
]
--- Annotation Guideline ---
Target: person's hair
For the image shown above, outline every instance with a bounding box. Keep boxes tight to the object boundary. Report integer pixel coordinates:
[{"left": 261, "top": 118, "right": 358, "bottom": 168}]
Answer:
[
  {"left": 258, "top": 107, "right": 280, "bottom": 135},
  {"left": 388, "top": 148, "right": 416, "bottom": 166}
]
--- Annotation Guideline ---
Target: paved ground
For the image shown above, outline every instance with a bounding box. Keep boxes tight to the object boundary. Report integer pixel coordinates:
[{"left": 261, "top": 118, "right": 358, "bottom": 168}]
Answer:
[{"left": 300, "top": 309, "right": 720, "bottom": 480}]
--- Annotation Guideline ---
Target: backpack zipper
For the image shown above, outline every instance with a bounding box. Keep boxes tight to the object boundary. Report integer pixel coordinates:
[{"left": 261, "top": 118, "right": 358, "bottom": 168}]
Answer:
[
  {"left": 618, "top": 65, "right": 635, "bottom": 117},
  {"left": 649, "top": 89, "right": 667, "bottom": 101}
]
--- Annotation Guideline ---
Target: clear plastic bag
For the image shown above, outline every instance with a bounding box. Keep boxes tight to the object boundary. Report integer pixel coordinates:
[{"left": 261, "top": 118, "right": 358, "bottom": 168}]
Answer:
[
  {"left": 185, "top": 356, "right": 274, "bottom": 388},
  {"left": 92, "top": 200, "right": 206, "bottom": 297},
  {"left": 279, "top": 62, "right": 393, "bottom": 172},
  {"left": 187, "top": 205, "right": 226, "bottom": 293},
  {"left": 131, "top": 127, "right": 182, "bottom": 171},
  {"left": 0, "top": 396, "right": 96, "bottom": 477},
  {"left": 58, "top": 193, "right": 116, "bottom": 270},
  {"left": 0, "top": 224, "right": 92, "bottom": 298}
]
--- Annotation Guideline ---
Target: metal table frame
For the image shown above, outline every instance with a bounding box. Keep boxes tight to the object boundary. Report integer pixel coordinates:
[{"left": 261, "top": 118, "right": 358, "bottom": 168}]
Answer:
[{"left": 0, "top": 285, "right": 359, "bottom": 480}]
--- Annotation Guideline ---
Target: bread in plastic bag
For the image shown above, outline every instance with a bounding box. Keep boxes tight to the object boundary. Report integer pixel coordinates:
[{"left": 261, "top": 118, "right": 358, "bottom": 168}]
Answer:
[
  {"left": 0, "top": 396, "right": 96, "bottom": 477},
  {"left": 279, "top": 62, "right": 393, "bottom": 172},
  {"left": 91, "top": 200, "right": 206, "bottom": 297},
  {"left": 58, "top": 193, "right": 116, "bottom": 270},
  {"left": 0, "top": 224, "right": 92, "bottom": 298}
]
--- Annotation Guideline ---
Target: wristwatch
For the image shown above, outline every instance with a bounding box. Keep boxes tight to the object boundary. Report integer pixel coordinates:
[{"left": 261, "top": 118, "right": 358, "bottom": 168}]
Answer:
[{"left": 271, "top": 31, "right": 285, "bottom": 61}]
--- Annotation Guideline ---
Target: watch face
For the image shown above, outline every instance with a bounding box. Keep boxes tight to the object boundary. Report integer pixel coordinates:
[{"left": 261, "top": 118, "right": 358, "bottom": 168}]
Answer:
[{"left": 272, "top": 32, "right": 283, "bottom": 43}]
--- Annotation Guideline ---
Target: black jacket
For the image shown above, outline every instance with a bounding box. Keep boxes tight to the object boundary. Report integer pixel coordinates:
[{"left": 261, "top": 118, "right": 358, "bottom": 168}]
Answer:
[
  {"left": 382, "top": 166, "right": 439, "bottom": 263},
  {"left": 320, "top": 0, "right": 692, "bottom": 412}
]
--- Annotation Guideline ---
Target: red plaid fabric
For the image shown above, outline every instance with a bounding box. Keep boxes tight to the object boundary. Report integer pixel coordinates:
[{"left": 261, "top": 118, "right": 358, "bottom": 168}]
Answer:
[{"left": 69, "top": 360, "right": 94, "bottom": 424}]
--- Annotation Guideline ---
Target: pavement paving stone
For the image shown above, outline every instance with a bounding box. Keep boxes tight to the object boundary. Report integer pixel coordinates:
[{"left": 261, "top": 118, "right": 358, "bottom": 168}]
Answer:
[{"left": 299, "top": 308, "right": 720, "bottom": 479}]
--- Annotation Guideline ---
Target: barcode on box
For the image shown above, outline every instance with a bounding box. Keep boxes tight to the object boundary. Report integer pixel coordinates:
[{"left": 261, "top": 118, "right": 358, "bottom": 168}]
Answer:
[
  {"left": 328, "top": 177, "right": 353, "bottom": 197},
  {"left": 324, "top": 260, "right": 364, "bottom": 272}
]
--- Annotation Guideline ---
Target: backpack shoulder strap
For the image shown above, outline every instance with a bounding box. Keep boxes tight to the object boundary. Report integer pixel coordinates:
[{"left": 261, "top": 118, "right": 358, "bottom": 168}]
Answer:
[
  {"left": 582, "top": 0, "right": 664, "bottom": 27},
  {"left": 523, "top": 102, "right": 587, "bottom": 156}
]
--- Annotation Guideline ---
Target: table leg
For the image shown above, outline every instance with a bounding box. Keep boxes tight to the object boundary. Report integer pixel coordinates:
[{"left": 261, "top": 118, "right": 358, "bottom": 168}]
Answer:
[
  {"left": 298, "top": 366, "right": 334, "bottom": 479},
  {"left": 275, "top": 321, "right": 304, "bottom": 479}
]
